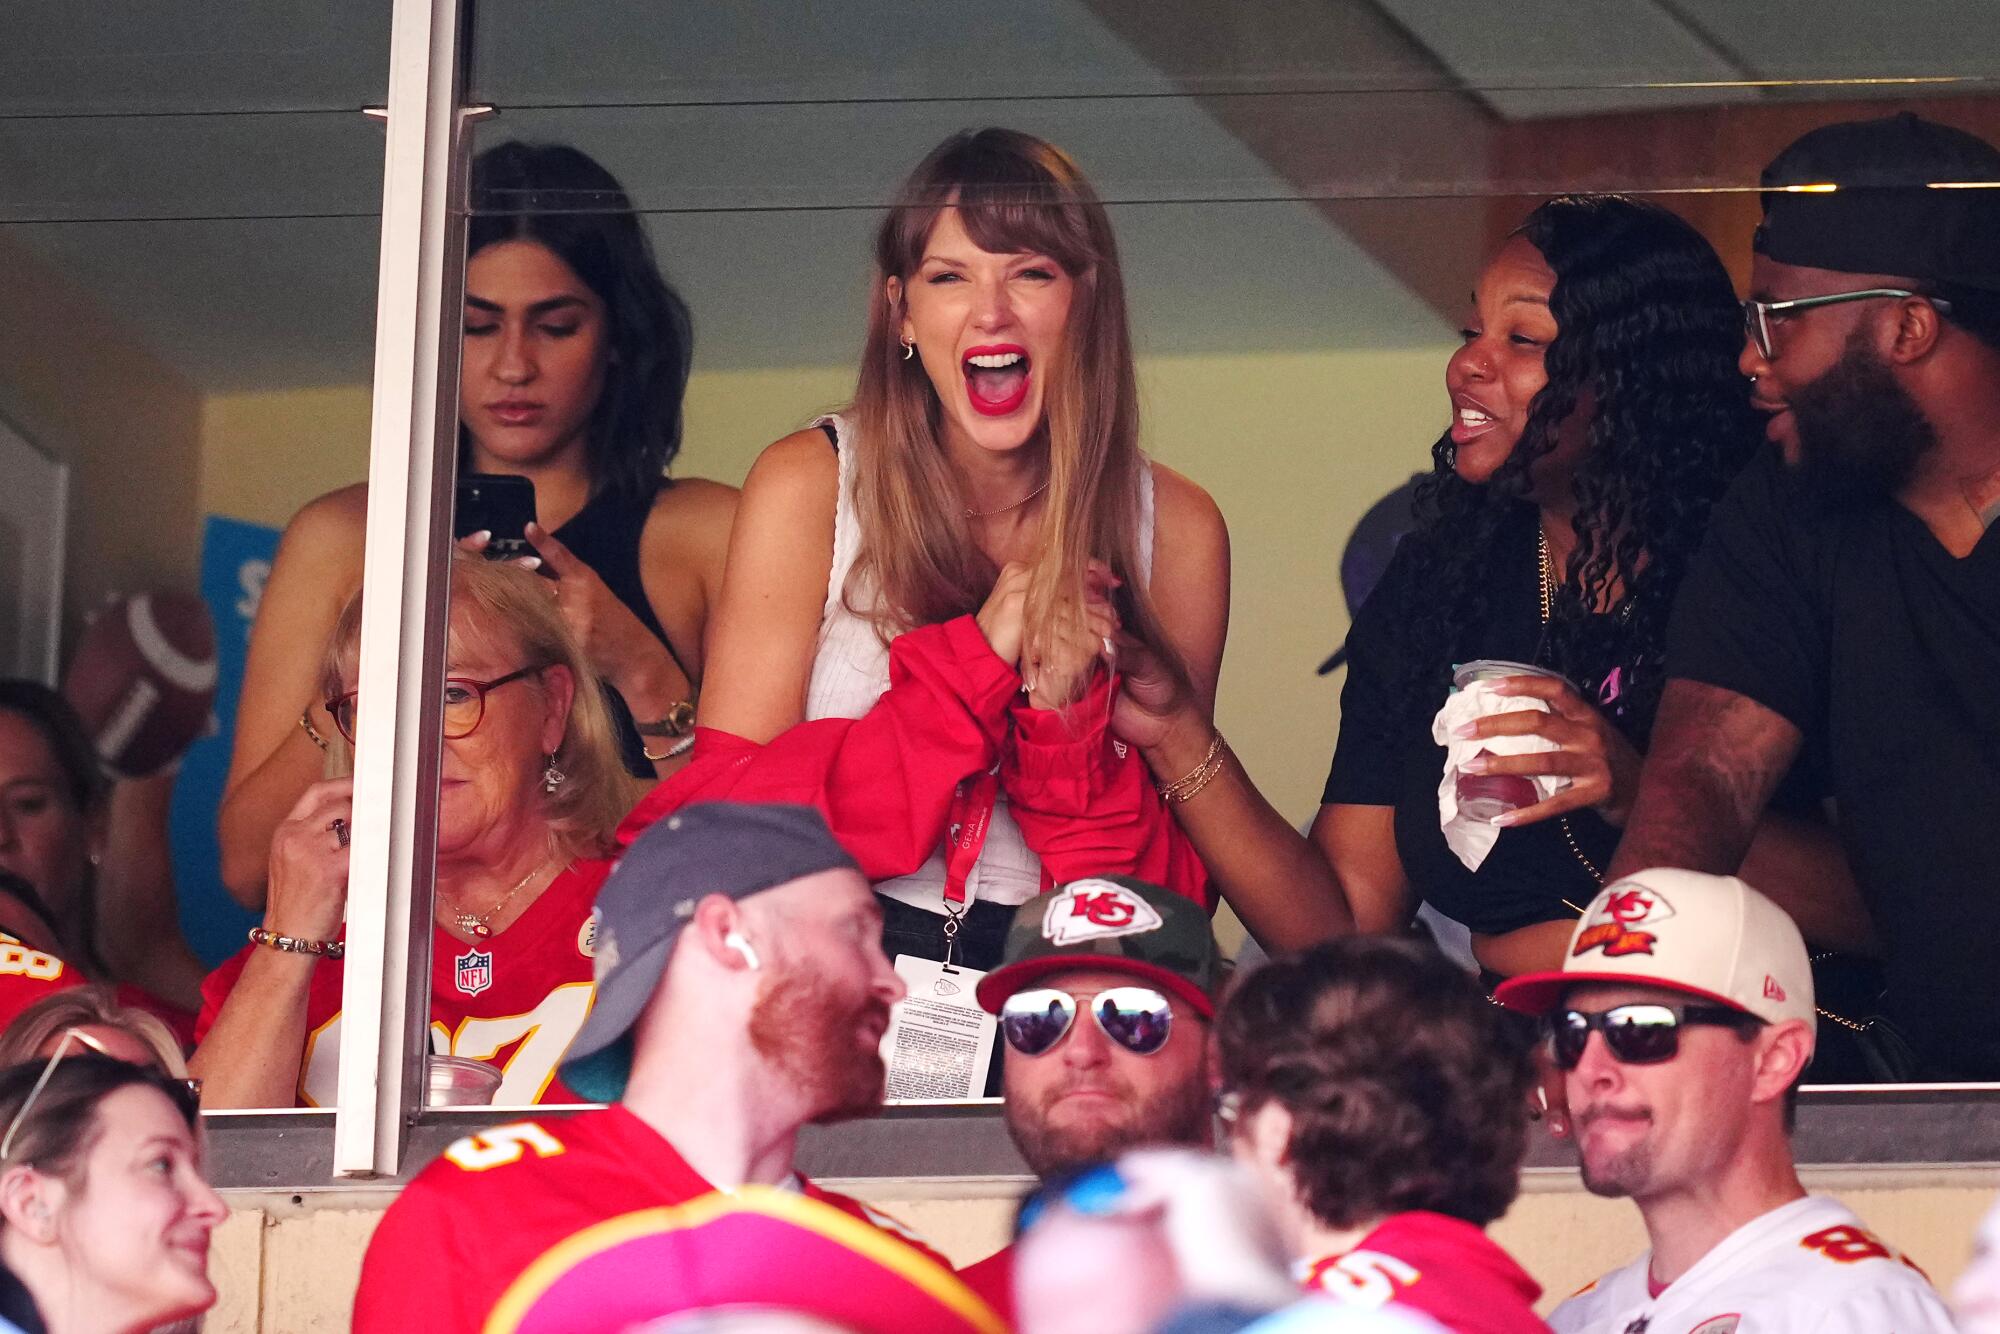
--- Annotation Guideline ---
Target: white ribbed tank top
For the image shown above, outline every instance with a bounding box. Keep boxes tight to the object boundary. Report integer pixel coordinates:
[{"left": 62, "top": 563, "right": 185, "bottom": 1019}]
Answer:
[{"left": 804, "top": 413, "right": 1156, "bottom": 914}]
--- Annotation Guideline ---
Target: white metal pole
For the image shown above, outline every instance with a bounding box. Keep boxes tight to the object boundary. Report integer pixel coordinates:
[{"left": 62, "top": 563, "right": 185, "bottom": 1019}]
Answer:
[{"left": 333, "top": 0, "right": 469, "bottom": 1178}]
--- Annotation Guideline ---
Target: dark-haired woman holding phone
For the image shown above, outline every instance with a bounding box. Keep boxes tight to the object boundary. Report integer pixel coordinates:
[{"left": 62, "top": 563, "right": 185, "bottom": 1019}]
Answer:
[{"left": 218, "top": 142, "right": 736, "bottom": 908}]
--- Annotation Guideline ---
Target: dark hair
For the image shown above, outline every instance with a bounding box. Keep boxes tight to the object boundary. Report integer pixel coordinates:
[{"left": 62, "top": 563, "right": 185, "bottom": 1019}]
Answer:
[
  {"left": 0, "top": 1054, "right": 200, "bottom": 1198},
  {"left": 0, "top": 681, "right": 103, "bottom": 815},
  {"left": 465, "top": 141, "right": 695, "bottom": 500},
  {"left": 1933, "top": 282, "right": 2000, "bottom": 354},
  {"left": 1217, "top": 937, "right": 1536, "bottom": 1230},
  {"left": 1399, "top": 195, "right": 1761, "bottom": 743}
]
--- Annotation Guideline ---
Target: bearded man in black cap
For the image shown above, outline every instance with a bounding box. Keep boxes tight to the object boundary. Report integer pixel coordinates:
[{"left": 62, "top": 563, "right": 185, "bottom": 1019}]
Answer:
[{"left": 1609, "top": 112, "right": 2000, "bottom": 1080}]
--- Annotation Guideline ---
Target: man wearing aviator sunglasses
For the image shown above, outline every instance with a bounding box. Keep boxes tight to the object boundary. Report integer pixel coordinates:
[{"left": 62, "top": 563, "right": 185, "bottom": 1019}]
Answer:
[
  {"left": 1496, "top": 870, "right": 1953, "bottom": 1333},
  {"left": 957, "top": 876, "right": 1222, "bottom": 1322}
]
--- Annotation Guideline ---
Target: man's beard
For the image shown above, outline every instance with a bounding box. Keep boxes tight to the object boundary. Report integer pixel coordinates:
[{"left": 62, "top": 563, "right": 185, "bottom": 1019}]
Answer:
[
  {"left": 1575, "top": 1107, "right": 1656, "bottom": 1200},
  {"left": 747, "top": 966, "right": 890, "bottom": 1126},
  {"left": 1005, "top": 1068, "right": 1212, "bottom": 1179},
  {"left": 1790, "top": 328, "right": 1939, "bottom": 508}
]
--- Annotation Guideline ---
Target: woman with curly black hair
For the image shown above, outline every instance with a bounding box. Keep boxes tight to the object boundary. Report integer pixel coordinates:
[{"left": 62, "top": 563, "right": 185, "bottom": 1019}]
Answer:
[{"left": 1309, "top": 194, "right": 1871, "bottom": 981}]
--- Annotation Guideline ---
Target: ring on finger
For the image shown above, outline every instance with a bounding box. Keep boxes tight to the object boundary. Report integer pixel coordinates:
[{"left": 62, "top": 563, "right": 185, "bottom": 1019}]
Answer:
[{"left": 330, "top": 818, "right": 351, "bottom": 849}]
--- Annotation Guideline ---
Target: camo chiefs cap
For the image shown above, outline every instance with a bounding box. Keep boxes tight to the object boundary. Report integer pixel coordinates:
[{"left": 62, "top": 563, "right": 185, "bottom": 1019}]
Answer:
[
  {"left": 974, "top": 876, "right": 1221, "bottom": 1019},
  {"left": 1494, "top": 869, "right": 1816, "bottom": 1033}
]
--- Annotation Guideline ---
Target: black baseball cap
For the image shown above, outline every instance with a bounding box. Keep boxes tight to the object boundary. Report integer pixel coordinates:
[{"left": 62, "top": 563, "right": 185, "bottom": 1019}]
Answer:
[
  {"left": 976, "top": 877, "right": 1222, "bottom": 1019},
  {"left": 560, "top": 802, "right": 860, "bottom": 1103},
  {"left": 1755, "top": 112, "right": 2000, "bottom": 293}
]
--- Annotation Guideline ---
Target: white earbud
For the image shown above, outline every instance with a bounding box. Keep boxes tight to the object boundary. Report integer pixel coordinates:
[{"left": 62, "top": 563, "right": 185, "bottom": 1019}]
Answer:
[{"left": 723, "top": 931, "right": 761, "bottom": 971}]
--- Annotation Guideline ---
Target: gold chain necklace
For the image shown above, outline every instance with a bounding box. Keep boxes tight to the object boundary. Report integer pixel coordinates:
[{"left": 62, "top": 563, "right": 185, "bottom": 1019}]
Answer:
[
  {"left": 1537, "top": 526, "right": 1605, "bottom": 892},
  {"left": 452, "top": 856, "right": 555, "bottom": 939},
  {"left": 964, "top": 477, "right": 1049, "bottom": 519}
]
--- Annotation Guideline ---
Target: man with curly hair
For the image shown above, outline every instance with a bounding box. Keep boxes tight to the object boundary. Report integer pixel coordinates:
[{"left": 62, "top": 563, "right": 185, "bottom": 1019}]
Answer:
[{"left": 1218, "top": 934, "right": 1547, "bottom": 1333}]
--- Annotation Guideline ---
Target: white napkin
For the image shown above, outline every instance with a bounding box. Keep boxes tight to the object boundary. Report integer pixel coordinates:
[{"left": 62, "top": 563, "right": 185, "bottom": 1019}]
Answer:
[{"left": 1432, "top": 679, "right": 1571, "bottom": 872}]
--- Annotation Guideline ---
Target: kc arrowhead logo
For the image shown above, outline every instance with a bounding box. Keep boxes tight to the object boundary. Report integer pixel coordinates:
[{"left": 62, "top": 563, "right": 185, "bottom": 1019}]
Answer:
[
  {"left": 1572, "top": 887, "right": 1676, "bottom": 959},
  {"left": 1044, "top": 880, "right": 1164, "bottom": 946}
]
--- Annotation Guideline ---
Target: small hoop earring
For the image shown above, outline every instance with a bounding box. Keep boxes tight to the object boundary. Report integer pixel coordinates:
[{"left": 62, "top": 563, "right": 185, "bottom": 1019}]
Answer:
[
  {"left": 542, "top": 753, "right": 567, "bottom": 795},
  {"left": 900, "top": 337, "right": 915, "bottom": 362}
]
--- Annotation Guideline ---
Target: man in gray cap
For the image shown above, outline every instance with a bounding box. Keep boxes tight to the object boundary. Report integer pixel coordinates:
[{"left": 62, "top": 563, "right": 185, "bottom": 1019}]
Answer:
[
  {"left": 1610, "top": 112, "right": 2000, "bottom": 1078},
  {"left": 354, "top": 803, "right": 984, "bottom": 1334}
]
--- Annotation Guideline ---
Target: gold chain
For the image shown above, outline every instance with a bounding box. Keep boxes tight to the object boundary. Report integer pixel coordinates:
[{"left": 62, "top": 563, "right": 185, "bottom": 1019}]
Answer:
[{"left": 1537, "top": 527, "right": 1604, "bottom": 888}]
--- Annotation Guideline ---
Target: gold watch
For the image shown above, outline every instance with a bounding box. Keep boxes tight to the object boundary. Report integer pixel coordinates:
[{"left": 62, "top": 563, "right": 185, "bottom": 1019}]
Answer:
[{"left": 634, "top": 700, "right": 696, "bottom": 738}]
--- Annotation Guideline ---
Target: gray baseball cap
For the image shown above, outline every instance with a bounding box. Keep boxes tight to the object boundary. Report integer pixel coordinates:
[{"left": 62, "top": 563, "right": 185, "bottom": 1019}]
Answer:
[{"left": 560, "top": 802, "right": 860, "bottom": 1102}]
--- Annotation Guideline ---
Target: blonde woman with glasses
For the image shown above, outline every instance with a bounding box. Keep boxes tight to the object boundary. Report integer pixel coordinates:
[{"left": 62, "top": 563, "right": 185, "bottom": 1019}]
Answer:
[{"left": 190, "top": 556, "right": 638, "bottom": 1108}]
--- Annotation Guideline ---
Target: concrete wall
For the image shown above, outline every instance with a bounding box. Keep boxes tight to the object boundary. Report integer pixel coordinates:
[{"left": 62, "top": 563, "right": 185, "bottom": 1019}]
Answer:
[{"left": 203, "top": 1168, "right": 1999, "bottom": 1330}]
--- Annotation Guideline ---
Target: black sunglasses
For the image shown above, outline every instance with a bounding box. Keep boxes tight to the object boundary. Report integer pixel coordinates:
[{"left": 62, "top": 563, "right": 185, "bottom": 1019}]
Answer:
[
  {"left": 1550, "top": 1002, "right": 1757, "bottom": 1070},
  {"left": 999, "top": 986, "right": 1174, "bottom": 1057}
]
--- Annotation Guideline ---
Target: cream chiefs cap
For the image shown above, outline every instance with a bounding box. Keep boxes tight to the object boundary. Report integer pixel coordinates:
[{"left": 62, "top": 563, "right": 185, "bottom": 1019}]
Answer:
[{"left": 1493, "top": 869, "right": 1816, "bottom": 1033}]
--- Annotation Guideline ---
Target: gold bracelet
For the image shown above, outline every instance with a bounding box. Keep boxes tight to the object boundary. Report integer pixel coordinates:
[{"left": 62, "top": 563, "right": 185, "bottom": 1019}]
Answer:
[
  {"left": 298, "top": 710, "right": 330, "bottom": 752},
  {"left": 1157, "top": 731, "right": 1228, "bottom": 803},
  {"left": 248, "top": 926, "right": 344, "bottom": 960}
]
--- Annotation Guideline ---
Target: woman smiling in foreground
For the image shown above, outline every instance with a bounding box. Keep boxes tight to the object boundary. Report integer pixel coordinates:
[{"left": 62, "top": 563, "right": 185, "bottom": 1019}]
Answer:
[{"left": 631, "top": 128, "right": 1336, "bottom": 966}]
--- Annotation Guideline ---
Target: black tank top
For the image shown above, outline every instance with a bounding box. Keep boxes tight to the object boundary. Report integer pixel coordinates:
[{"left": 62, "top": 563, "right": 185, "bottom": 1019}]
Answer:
[{"left": 553, "top": 479, "right": 689, "bottom": 775}]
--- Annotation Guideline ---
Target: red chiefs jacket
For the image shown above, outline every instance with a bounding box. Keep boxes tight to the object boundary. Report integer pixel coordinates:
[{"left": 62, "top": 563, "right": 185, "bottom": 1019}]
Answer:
[{"left": 617, "top": 615, "right": 1211, "bottom": 908}]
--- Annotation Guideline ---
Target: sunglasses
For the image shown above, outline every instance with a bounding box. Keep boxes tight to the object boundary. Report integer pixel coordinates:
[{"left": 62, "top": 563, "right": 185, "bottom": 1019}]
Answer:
[
  {"left": 1, "top": 1029, "right": 202, "bottom": 1160},
  {"left": 999, "top": 986, "right": 1174, "bottom": 1058},
  {"left": 1549, "top": 1003, "right": 1757, "bottom": 1071},
  {"left": 325, "top": 665, "right": 543, "bottom": 746}
]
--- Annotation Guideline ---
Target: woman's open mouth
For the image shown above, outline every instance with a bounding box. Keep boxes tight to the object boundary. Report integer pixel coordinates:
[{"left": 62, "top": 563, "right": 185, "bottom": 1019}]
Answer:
[
  {"left": 963, "top": 344, "right": 1031, "bottom": 417},
  {"left": 1450, "top": 395, "right": 1501, "bottom": 446}
]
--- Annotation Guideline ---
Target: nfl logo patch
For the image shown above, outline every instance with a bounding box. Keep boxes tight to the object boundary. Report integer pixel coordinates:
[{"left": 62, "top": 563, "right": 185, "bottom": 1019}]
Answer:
[{"left": 455, "top": 948, "right": 493, "bottom": 997}]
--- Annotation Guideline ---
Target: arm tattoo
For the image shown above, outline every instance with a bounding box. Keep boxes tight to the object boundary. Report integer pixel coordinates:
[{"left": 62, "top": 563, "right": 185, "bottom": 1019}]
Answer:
[{"left": 1607, "top": 681, "right": 1802, "bottom": 880}]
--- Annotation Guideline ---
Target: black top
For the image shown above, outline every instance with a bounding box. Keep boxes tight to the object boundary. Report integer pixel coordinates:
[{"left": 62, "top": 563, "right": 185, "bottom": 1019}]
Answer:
[
  {"left": 1322, "top": 505, "right": 1626, "bottom": 934},
  {"left": 0, "top": 1264, "right": 45, "bottom": 1334},
  {"left": 1667, "top": 449, "right": 2000, "bottom": 1080},
  {"left": 551, "top": 480, "right": 690, "bottom": 776}
]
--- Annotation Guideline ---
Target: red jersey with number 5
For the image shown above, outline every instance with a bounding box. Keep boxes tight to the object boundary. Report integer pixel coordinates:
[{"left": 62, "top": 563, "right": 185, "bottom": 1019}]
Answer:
[
  {"left": 354, "top": 1105, "right": 999, "bottom": 1334},
  {"left": 1303, "top": 1210, "right": 1549, "bottom": 1334},
  {"left": 195, "top": 857, "right": 606, "bottom": 1106}
]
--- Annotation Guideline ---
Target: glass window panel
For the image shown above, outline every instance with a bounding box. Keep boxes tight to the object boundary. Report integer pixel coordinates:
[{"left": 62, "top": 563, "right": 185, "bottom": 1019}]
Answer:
[{"left": 1, "top": 4, "right": 392, "bottom": 1123}]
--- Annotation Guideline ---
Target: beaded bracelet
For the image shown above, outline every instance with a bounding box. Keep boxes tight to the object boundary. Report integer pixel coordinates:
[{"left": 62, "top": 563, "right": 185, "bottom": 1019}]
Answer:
[
  {"left": 1157, "top": 730, "right": 1229, "bottom": 804},
  {"left": 248, "top": 927, "right": 345, "bottom": 960}
]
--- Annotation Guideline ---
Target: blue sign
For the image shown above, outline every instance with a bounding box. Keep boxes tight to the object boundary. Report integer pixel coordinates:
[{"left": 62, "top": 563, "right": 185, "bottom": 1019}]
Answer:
[{"left": 169, "top": 515, "right": 279, "bottom": 964}]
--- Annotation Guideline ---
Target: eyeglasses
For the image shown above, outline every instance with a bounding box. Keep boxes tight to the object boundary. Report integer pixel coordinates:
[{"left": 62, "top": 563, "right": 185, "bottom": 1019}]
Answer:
[
  {"left": 1549, "top": 1003, "right": 1758, "bottom": 1071},
  {"left": 998, "top": 986, "right": 1174, "bottom": 1057},
  {"left": 324, "top": 665, "right": 542, "bottom": 746},
  {"left": 1, "top": 1029, "right": 202, "bottom": 1160},
  {"left": 1742, "top": 289, "right": 1953, "bottom": 360}
]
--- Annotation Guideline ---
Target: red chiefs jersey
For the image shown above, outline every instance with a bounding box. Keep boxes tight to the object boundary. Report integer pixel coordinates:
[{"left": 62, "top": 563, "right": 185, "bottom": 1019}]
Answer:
[
  {"left": 1302, "top": 1210, "right": 1549, "bottom": 1334},
  {"left": 354, "top": 1104, "right": 1000, "bottom": 1334},
  {"left": 958, "top": 1244, "right": 1015, "bottom": 1324},
  {"left": 0, "top": 932, "right": 81, "bottom": 1030},
  {"left": 196, "top": 857, "right": 607, "bottom": 1107}
]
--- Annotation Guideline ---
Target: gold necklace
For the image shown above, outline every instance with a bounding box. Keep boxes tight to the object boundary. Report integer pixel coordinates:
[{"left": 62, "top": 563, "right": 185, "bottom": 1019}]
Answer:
[
  {"left": 964, "top": 477, "right": 1048, "bottom": 519},
  {"left": 452, "top": 856, "right": 554, "bottom": 939},
  {"left": 1537, "top": 525, "right": 1604, "bottom": 892}
]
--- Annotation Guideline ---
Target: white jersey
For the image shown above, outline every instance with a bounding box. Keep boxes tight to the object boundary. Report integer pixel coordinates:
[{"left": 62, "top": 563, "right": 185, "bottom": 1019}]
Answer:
[{"left": 1550, "top": 1195, "right": 1954, "bottom": 1334}]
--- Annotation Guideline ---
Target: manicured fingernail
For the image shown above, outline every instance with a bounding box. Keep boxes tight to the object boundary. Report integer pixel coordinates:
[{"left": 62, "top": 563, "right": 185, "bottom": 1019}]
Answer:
[
  {"left": 1460, "top": 755, "right": 1489, "bottom": 773},
  {"left": 1491, "top": 811, "right": 1520, "bottom": 826},
  {"left": 470, "top": 529, "right": 491, "bottom": 542},
  {"left": 517, "top": 557, "right": 543, "bottom": 571},
  {"left": 1452, "top": 722, "right": 1479, "bottom": 738}
]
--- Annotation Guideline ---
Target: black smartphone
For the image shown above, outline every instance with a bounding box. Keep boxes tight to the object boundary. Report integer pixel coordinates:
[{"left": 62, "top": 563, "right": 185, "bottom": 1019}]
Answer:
[{"left": 454, "top": 474, "right": 538, "bottom": 562}]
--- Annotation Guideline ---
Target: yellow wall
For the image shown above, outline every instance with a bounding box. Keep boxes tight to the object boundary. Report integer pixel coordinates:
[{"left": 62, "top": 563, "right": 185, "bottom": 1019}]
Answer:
[{"left": 199, "top": 344, "right": 1452, "bottom": 833}]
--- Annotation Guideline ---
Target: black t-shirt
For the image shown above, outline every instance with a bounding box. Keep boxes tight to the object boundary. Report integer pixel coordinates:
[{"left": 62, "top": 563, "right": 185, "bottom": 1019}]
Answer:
[
  {"left": 1667, "top": 449, "right": 2000, "bottom": 1080},
  {"left": 1322, "top": 505, "right": 1623, "bottom": 934}
]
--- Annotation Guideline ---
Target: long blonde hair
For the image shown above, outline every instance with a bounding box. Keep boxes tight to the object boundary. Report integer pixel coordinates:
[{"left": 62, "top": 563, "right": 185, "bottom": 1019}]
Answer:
[
  {"left": 319, "top": 555, "right": 638, "bottom": 861},
  {"left": 850, "top": 128, "right": 1185, "bottom": 686}
]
